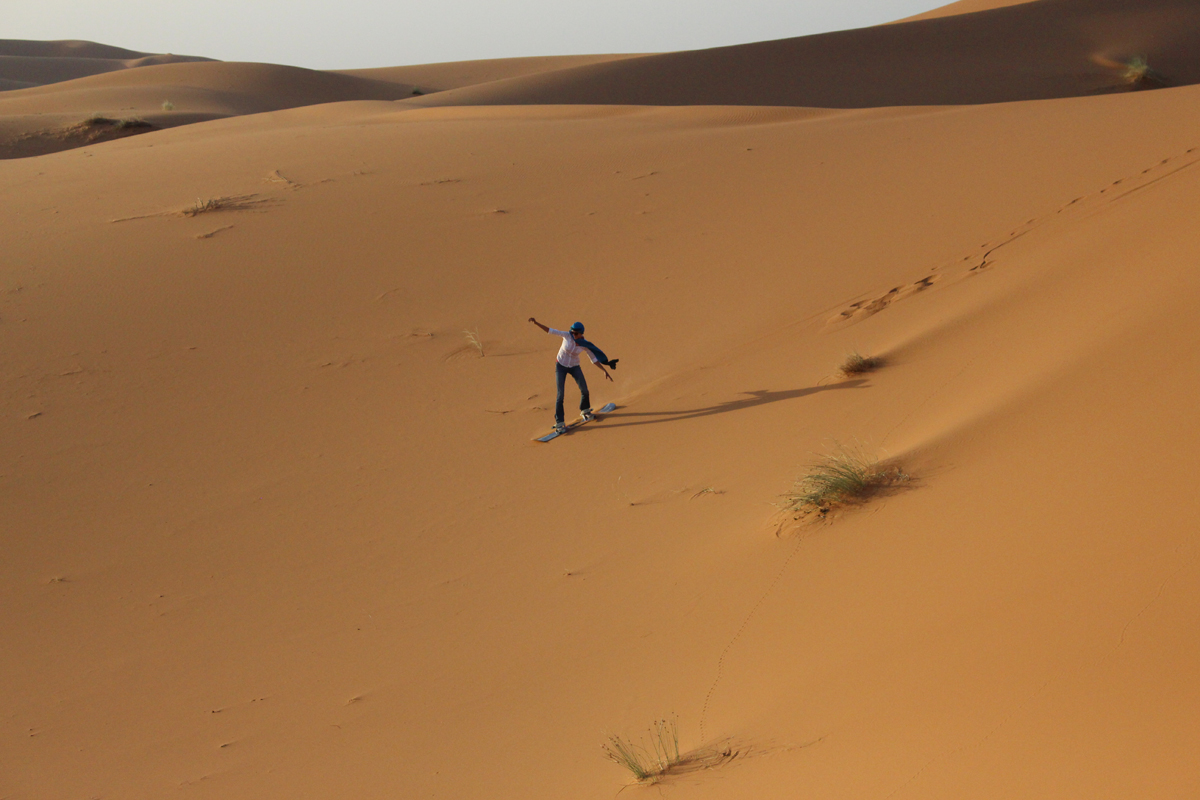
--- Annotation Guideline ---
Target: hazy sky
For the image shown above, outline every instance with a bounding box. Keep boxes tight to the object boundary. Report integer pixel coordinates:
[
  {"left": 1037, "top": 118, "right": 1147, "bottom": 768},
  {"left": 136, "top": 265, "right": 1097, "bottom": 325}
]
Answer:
[{"left": 9, "top": 1, "right": 948, "bottom": 70}]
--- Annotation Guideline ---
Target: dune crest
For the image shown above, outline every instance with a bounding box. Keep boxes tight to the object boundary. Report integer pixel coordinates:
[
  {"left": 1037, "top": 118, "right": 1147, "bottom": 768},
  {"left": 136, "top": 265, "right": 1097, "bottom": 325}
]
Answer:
[{"left": 895, "top": 0, "right": 1040, "bottom": 22}]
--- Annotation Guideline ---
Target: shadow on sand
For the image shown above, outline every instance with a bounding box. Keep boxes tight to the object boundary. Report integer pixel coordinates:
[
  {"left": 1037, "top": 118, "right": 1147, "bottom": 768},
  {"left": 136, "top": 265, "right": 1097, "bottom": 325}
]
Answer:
[{"left": 595, "top": 379, "right": 869, "bottom": 429}]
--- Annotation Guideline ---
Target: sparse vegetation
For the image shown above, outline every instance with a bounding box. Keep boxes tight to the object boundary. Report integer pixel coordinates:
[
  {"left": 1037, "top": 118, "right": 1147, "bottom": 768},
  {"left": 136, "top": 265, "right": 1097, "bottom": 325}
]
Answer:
[
  {"left": 783, "top": 444, "right": 907, "bottom": 517},
  {"left": 463, "top": 328, "right": 485, "bottom": 357},
  {"left": 181, "top": 195, "right": 262, "bottom": 217},
  {"left": 161, "top": 100, "right": 175, "bottom": 111},
  {"left": 603, "top": 717, "right": 682, "bottom": 784},
  {"left": 839, "top": 351, "right": 882, "bottom": 377},
  {"left": 1121, "top": 56, "right": 1168, "bottom": 89},
  {"left": 81, "top": 115, "right": 153, "bottom": 130}
]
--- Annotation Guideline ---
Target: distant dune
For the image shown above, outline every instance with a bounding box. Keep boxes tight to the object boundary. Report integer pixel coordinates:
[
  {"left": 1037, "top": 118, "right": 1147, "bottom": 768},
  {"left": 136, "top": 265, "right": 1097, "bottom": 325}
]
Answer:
[
  {"left": 0, "top": 39, "right": 212, "bottom": 89},
  {"left": 0, "top": 61, "right": 419, "bottom": 158},
  {"left": 0, "top": 39, "right": 160, "bottom": 60},
  {"left": 338, "top": 54, "right": 648, "bottom": 94},
  {"left": 405, "top": 0, "right": 1200, "bottom": 108}
]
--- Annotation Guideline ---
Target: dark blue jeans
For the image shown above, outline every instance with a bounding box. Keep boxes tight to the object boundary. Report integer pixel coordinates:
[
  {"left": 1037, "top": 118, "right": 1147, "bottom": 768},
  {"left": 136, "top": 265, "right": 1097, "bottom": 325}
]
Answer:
[{"left": 555, "top": 363, "right": 590, "bottom": 423}]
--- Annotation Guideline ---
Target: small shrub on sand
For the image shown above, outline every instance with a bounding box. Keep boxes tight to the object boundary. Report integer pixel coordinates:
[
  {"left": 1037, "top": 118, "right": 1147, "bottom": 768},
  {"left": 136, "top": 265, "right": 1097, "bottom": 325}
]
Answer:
[
  {"left": 1121, "top": 56, "right": 1168, "bottom": 89},
  {"left": 182, "top": 195, "right": 261, "bottom": 216},
  {"left": 784, "top": 444, "right": 907, "bottom": 517},
  {"left": 161, "top": 100, "right": 175, "bottom": 111},
  {"left": 65, "top": 116, "right": 157, "bottom": 144},
  {"left": 463, "top": 328, "right": 484, "bottom": 357},
  {"left": 603, "top": 717, "right": 682, "bottom": 784},
  {"left": 839, "top": 351, "right": 882, "bottom": 377}
]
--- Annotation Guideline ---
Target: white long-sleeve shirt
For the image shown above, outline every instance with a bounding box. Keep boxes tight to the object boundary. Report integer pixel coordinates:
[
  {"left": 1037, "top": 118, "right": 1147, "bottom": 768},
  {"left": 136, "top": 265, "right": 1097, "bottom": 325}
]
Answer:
[{"left": 549, "top": 328, "right": 600, "bottom": 368}]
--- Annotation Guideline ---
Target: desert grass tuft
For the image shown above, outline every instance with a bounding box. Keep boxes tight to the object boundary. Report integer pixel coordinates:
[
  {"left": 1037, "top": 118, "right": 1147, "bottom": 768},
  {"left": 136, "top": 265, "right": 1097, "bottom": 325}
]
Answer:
[
  {"left": 839, "top": 351, "right": 882, "bottom": 377},
  {"left": 161, "top": 100, "right": 175, "bottom": 111},
  {"left": 80, "top": 115, "right": 152, "bottom": 130},
  {"left": 784, "top": 444, "right": 907, "bottom": 517},
  {"left": 463, "top": 328, "right": 485, "bottom": 357},
  {"left": 1121, "top": 56, "right": 1168, "bottom": 89},
  {"left": 603, "top": 717, "right": 682, "bottom": 784},
  {"left": 181, "top": 195, "right": 262, "bottom": 217}
]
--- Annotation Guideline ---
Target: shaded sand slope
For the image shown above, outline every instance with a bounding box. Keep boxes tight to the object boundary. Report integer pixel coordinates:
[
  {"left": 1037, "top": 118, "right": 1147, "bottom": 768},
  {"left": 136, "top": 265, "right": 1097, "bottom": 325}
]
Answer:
[
  {"left": 338, "top": 54, "right": 647, "bottom": 93},
  {"left": 0, "top": 40, "right": 212, "bottom": 91},
  {"left": 4, "top": 82, "right": 1200, "bottom": 797},
  {"left": 0, "top": 60, "right": 419, "bottom": 115},
  {"left": 0, "top": 61, "right": 420, "bottom": 158},
  {"left": 404, "top": 0, "right": 1200, "bottom": 108},
  {"left": 0, "top": 39, "right": 159, "bottom": 59}
]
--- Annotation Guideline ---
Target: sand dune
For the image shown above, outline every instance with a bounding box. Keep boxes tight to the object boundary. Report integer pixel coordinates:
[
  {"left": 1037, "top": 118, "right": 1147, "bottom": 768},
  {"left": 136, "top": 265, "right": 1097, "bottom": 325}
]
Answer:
[
  {"left": 5, "top": 74, "right": 1200, "bottom": 796},
  {"left": 0, "top": 53, "right": 213, "bottom": 90},
  {"left": 5, "top": 0, "right": 1200, "bottom": 797},
  {"left": 405, "top": 0, "right": 1200, "bottom": 108},
  {"left": 0, "top": 60, "right": 420, "bottom": 158},
  {"left": 0, "top": 39, "right": 160, "bottom": 60},
  {"left": 0, "top": 39, "right": 212, "bottom": 89},
  {"left": 338, "top": 54, "right": 647, "bottom": 93}
]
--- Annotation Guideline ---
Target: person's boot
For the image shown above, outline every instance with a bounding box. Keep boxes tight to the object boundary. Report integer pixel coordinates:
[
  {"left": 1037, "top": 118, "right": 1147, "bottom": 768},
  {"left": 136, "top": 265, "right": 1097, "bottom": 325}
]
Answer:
[
  {"left": 580, "top": 408, "right": 594, "bottom": 423},
  {"left": 554, "top": 421, "right": 568, "bottom": 434}
]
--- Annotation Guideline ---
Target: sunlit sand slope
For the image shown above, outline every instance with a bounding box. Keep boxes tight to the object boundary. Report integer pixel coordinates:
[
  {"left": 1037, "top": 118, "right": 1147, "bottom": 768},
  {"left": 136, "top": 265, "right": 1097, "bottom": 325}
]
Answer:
[
  {"left": 405, "top": 0, "right": 1200, "bottom": 108},
  {"left": 3, "top": 78, "right": 1200, "bottom": 798}
]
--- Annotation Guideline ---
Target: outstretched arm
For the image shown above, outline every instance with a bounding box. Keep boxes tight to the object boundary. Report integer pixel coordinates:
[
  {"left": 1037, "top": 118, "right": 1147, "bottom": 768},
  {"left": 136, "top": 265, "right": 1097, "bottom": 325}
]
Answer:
[
  {"left": 592, "top": 359, "right": 613, "bottom": 382},
  {"left": 528, "top": 317, "right": 550, "bottom": 333}
]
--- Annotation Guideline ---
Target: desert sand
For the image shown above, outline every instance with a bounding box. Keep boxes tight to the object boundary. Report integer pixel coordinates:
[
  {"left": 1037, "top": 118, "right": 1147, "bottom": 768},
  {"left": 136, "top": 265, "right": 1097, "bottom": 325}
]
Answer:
[{"left": 4, "top": 1, "right": 1200, "bottom": 798}]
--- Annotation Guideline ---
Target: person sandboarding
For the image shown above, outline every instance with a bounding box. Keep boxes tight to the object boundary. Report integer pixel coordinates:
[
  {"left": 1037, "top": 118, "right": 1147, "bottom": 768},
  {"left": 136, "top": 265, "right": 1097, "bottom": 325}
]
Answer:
[{"left": 528, "top": 317, "right": 619, "bottom": 436}]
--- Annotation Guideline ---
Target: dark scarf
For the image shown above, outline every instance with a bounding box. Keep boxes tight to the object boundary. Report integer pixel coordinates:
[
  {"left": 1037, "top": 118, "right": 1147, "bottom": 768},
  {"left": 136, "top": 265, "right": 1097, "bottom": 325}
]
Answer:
[{"left": 575, "top": 336, "right": 618, "bottom": 369}]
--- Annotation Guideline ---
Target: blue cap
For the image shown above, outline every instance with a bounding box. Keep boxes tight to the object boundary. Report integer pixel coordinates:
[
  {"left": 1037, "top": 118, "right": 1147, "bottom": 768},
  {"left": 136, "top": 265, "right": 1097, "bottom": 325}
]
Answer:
[{"left": 570, "top": 321, "right": 585, "bottom": 333}]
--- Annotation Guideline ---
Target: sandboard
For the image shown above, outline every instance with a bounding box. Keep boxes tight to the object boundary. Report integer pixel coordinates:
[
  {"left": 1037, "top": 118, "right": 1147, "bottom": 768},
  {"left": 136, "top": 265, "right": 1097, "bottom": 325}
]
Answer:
[{"left": 535, "top": 402, "right": 617, "bottom": 442}]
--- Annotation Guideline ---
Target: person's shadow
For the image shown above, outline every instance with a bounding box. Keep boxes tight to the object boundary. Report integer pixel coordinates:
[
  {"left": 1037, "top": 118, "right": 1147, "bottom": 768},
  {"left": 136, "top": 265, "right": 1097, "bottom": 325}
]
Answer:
[{"left": 596, "top": 379, "right": 869, "bottom": 429}]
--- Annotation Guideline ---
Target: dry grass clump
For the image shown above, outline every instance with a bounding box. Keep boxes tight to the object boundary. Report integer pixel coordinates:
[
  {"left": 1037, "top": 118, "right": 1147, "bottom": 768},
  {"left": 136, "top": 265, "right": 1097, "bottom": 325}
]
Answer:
[
  {"left": 603, "top": 717, "right": 682, "bottom": 784},
  {"left": 1121, "top": 56, "right": 1169, "bottom": 89},
  {"left": 463, "top": 328, "right": 485, "bottom": 357},
  {"left": 784, "top": 444, "right": 907, "bottom": 517},
  {"left": 181, "top": 195, "right": 263, "bottom": 217},
  {"left": 81, "top": 115, "right": 154, "bottom": 130},
  {"left": 839, "top": 351, "right": 882, "bottom": 377}
]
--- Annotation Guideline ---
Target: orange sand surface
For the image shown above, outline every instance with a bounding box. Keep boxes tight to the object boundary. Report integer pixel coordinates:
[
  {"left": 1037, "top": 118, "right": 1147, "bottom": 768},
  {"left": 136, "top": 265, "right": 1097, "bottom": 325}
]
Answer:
[{"left": 4, "top": 1, "right": 1200, "bottom": 798}]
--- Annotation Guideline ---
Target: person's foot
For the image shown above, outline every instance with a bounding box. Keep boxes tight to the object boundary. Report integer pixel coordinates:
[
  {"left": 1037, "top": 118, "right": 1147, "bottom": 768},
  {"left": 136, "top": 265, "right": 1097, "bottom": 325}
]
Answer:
[
  {"left": 554, "top": 422, "right": 568, "bottom": 434},
  {"left": 580, "top": 409, "right": 594, "bottom": 423}
]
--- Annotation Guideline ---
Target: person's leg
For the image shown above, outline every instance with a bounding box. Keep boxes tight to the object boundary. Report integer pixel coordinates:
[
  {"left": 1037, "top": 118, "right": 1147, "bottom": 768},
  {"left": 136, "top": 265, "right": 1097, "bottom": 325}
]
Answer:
[
  {"left": 571, "top": 365, "right": 590, "bottom": 413},
  {"left": 555, "top": 363, "right": 568, "bottom": 424}
]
